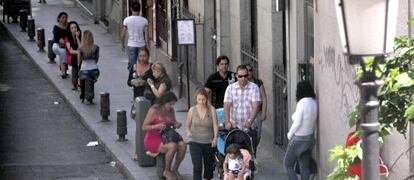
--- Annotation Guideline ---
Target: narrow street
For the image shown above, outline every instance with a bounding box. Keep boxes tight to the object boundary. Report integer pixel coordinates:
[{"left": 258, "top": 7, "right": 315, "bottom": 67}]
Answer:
[{"left": 0, "top": 25, "right": 126, "bottom": 180}]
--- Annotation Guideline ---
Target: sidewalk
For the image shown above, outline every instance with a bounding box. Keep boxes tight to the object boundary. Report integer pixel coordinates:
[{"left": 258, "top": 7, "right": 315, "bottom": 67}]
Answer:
[{"left": 0, "top": 0, "right": 287, "bottom": 179}]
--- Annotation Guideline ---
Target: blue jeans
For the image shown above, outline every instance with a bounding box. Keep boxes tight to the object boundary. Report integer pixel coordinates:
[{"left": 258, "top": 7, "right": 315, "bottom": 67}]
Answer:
[
  {"left": 284, "top": 134, "right": 315, "bottom": 180},
  {"left": 79, "top": 69, "right": 100, "bottom": 80},
  {"left": 127, "top": 46, "right": 146, "bottom": 71}
]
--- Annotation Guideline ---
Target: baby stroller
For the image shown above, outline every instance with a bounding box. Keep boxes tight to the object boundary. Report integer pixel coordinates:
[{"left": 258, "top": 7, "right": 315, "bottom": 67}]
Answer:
[{"left": 215, "top": 108, "right": 256, "bottom": 180}]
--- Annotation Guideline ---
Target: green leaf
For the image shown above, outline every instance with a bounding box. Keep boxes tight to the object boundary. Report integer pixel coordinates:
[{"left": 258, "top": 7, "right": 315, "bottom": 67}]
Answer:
[
  {"left": 404, "top": 103, "right": 414, "bottom": 120},
  {"left": 328, "top": 145, "right": 345, "bottom": 162},
  {"left": 348, "top": 105, "right": 361, "bottom": 128},
  {"left": 395, "top": 72, "right": 414, "bottom": 88},
  {"left": 363, "top": 56, "right": 375, "bottom": 71}
]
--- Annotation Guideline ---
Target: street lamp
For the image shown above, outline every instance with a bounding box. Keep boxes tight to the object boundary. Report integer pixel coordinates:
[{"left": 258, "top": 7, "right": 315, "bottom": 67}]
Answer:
[{"left": 335, "top": 0, "right": 399, "bottom": 179}]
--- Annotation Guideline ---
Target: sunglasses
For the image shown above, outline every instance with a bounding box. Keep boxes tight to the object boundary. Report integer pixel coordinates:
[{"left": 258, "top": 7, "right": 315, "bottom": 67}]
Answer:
[
  {"left": 247, "top": 69, "right": 253, "bottom": 72},
  {"left": 238, "top": 74, "right": 248, "bottom": 78}
]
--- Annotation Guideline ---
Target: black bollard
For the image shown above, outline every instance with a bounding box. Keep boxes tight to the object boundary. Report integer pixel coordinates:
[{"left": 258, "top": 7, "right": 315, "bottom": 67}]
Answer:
[
  {"left": 37, "top": 28, "right": 45, "bottom": 52},
  {"left": 134, "top": 97, "right": 156, "bottom": 167},
  {"left": 100, "top": 92, "right": 110, "bottom": 122},
  {"left": 19, "top": 10, "right": 28, "bottom": 32},
  {"left": 156, "top": 154, "right": 166, "bottom": 179},
  {"left": 27, "top": 17, "right": 35, "bottom": 41},
  {"left": 116, "top": 110, "right": 127, "bottom": 142},
  {"left": 47, "top": 38, "right": 56, "bottom": 63}
]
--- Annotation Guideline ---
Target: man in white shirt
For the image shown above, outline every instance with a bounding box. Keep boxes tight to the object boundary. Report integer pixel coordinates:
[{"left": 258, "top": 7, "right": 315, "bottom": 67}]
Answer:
[
  {"left": 120, "top": 2, "right": 149, "bottom": 73},
  {"left": 223, "top": 64, "right": 261, "bottom": 131}
]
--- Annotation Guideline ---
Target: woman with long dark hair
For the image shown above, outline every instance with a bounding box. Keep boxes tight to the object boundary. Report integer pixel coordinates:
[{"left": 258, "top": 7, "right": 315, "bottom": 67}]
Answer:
[
  {"left": 284, "top": 81, "right": 317, "bottom": 180},
  {"left": 65, "top": 21, "right": 81, "bottom": 90},
  {"left": 142, "top": 92, "right": 186, "bottom": 180},
  {"left": 127, "top": 48, "right": 154, "bottom": 99},
  {"left": 52, "top": 12, "right": 68, "bottom": 78}
]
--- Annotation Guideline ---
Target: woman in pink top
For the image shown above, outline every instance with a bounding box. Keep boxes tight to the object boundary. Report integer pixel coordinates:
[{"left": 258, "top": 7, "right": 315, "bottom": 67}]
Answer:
[{"left": 143, "top": 92, "right": 186, "bottom": 180}]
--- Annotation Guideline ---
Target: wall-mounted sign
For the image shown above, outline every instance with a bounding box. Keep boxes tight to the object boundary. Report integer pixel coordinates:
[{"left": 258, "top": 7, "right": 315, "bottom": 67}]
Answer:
[{"left": 177, "top": 19, "right": 195, "bottom": 45}]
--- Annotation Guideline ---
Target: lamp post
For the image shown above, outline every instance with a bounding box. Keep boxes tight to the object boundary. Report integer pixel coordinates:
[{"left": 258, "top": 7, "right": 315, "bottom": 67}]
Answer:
[{"left": 335, "top": 0, "right": 399, "bottom": 179}]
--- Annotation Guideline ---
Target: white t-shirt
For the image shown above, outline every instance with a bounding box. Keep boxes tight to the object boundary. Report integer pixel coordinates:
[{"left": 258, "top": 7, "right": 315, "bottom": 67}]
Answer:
[
  {"left": 123, "top": 15, "right": 148, "bottom": 47},
  {"left": 225, "top": 155, "right": 243, "bottom": 171},
  {"left": 287, "top": 97, "right": 318, "bottom": 140}
]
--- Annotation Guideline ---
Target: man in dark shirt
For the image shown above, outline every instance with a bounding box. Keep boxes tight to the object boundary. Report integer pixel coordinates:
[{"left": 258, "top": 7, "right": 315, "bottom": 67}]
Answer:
[{"left": 204, "top": 55, "right": 236, "bottom": 108}]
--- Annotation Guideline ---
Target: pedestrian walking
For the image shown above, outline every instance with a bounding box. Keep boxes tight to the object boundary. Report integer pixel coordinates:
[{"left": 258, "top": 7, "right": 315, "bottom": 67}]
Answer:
[
  {"left": 245, "top": 64, "right": 267, "bottom": 156},
  {"left": 142, "top": 92, "right": 186, "bottom": 180},
  {"left": 146, "top": 62, "right": 172, "bottom": 104},
  {"left": 185, "top": 88, "right": 218, "bottom": 180},
  {"left": 204, "top": 55, "right": 236, "bottom": 108},
  {"left": 127, "top": 48, "right": 154, "bottom": 99},
  {"left": 65, "top": 21, "right": 81, "bottom": 90},
  {"left": 120, "top": 2, "right": 149, "bottom": 73},
  {"left": 77, "top": 30, "right": 100, "bottom": 104},
  {"left": 52, "top": 12, "right": 68, "bottom": 78},
  {"left": 284, "top": 81, "right": 317, "bottom": 180},
  {"left": 223, "top": 64, "right": 261, "bottom": 131}
]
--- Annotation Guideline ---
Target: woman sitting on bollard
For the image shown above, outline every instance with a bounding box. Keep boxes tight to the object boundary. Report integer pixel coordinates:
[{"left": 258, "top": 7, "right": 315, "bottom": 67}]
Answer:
[
  {"left": 65, "top": 21, "right": 81, "bottom": 91},
  {"left": 77, "top": 30, "right": 100, "bottom": 104},
  {"left": 52, "top": 12, "right": 69, "bottom": 78},
  {"left": 143, "top": 92, "right": 186, "bottom": 180},
  {"left": 127, "top": 48, "right": 154, "bottom": 99},
  {"left": 185, "top": 88, "right": 218, "bottom": 180},
  {"left": 146, "top": 62, "right": 172, "bottom": 104}
]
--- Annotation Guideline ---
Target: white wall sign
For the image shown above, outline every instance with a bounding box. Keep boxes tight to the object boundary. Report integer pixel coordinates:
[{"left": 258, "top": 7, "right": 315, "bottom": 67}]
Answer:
[{"left": 177, "top": 19, "right": 195, "bottom": 45}]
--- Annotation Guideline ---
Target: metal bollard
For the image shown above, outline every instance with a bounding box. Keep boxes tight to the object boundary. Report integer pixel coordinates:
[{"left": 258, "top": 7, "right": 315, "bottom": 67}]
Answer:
[
  {"left": 47, "top": 38, "right": 56, "bottom": 63},
  {"left": 27, "top": 17, "right": 35, "bottom": 41},
  {"left": 37, "top": 28, "right": 45, "bottom": 52},
  {"left": 100, "top": 92, "right": 110, "bottom": 122},
  {"left": 134, "top": 97, "right": 156, "bottom": 167},
  {"left": 19, "top": 10, "right": 28, "bottom": 32},
  {"left": 116, "top": 110, "right": 127, "bottom": 141},
  {"left": 156, "top": 154, "right": 166, "bottom": 179}
]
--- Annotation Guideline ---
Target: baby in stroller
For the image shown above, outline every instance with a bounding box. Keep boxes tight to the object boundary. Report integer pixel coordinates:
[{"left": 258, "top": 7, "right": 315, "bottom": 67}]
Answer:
[
  {"left": 223, "top": 144, "right": 251, "bottom": 180},
  {"left": 216, "top": 108, "right": 255, "bottom": 180}
]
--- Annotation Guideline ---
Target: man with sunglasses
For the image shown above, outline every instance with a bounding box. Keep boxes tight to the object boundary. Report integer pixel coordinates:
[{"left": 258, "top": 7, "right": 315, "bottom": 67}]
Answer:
[
  {"left": 204, "top": 55, "right": 236, "bottom": 108},
  {"left": 223, "top": 64, "right": 261, "bottom": 132}
]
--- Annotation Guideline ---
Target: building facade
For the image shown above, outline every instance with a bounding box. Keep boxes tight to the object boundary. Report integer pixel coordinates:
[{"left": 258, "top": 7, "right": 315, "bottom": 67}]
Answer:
[{"left": 76, "top": 0, "right": 414, "bottom": 178}]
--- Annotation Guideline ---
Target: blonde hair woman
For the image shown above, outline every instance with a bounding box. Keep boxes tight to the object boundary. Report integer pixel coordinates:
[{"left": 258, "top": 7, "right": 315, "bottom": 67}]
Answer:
[
  {"left": 146, "top": 62, "right": 172, "bottom": 103},
  {"left": 77, "top": 30, "right": 100, "bottom": 104}
]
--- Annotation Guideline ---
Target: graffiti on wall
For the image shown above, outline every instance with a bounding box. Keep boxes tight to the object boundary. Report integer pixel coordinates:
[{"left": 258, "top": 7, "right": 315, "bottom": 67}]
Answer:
[{"left": 316, "top": 46, "right": 359, "bottom": 123}]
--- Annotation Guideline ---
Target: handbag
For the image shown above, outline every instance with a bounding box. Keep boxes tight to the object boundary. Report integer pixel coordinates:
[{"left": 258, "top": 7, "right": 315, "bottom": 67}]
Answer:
[{"left": 161, "top": 125, "right": 183, "bottom": 144}]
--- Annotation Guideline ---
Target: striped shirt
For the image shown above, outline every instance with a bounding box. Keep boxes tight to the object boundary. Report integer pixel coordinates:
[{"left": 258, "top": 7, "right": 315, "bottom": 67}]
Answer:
[{"left": 223, "top": 81, "right": 261, "bottom": 130}]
